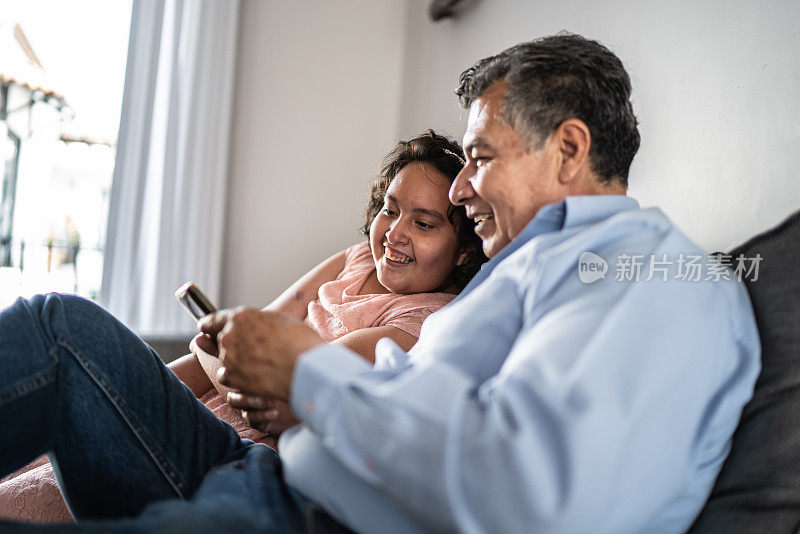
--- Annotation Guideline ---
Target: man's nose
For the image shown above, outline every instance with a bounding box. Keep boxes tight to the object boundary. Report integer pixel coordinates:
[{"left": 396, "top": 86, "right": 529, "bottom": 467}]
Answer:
[
  {"left": 449, "top": 165, "right": 474, "bottom": 206},
  {"left": 386, "top": 217, "right": 409, "bottom": 244}
]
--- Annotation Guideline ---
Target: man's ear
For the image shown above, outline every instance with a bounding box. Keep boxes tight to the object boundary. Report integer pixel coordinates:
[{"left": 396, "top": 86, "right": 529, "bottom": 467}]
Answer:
[{"left": 554, "top": 118, "right": 591, "bottom": 184}]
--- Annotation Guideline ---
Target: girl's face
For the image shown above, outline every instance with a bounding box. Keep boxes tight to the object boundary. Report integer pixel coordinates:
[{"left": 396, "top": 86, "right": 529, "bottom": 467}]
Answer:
[{"left": 369, "top": 162, "right": 460, "bottom": 294}]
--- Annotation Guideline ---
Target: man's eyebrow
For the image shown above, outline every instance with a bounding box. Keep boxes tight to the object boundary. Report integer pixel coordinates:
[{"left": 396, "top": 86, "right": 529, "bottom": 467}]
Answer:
[
  {"left": 463, "top": 137, "right": 493, "bottom": 155},
  {"left": 386, "top": 194, "right": 446, "bottom": 221}
]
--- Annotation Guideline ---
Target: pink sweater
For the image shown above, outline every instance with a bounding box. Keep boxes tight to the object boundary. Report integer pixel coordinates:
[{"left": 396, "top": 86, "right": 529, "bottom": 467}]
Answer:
[{"left": 305, "top": 242, "right": 455, "bottom": 341}]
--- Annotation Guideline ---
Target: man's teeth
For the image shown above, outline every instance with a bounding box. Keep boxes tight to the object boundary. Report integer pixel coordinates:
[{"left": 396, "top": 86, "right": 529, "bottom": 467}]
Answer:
[
  {"left": 384, "top": 248, "right": 414, "bottom": 263},
  {"left": 474, "top": 214, "right": 493, "bottom": 224}
]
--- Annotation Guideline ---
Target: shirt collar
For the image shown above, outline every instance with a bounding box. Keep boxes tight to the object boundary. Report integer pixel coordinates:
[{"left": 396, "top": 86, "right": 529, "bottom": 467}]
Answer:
[
  {"left": 454, "top": 195, "right": 639, "bottom": 300},
  {"left": 561, "top": 195, "right": 639, "bottom": 229}
]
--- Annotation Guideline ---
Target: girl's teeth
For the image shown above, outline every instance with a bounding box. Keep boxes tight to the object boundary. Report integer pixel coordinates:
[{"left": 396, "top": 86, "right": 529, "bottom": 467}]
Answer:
[{"left": 384, "top": 248, "right": 413, "bottom": 263}]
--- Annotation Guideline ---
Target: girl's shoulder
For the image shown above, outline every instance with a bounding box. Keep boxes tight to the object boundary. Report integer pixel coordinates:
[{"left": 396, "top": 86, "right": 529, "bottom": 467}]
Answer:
[
  {"left": 385, "top": 290, "right": 456, "bottom": 313},
  {"left": 342, "top": 241, "right": 375, "bottom": 275},
  {"left": 375, "top": 291, "right": 456, "bottom": 339}
]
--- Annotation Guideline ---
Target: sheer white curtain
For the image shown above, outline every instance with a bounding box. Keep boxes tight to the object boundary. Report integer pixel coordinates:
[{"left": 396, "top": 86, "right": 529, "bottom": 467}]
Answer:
[{"left": 101, "top": 0, "right": 240, "bottom": 336}]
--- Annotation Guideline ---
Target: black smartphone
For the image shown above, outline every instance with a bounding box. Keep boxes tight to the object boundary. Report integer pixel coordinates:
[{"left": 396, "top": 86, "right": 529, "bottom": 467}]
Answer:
[{"left": 175, "top": 282, "right": 217, "bottom": 320}]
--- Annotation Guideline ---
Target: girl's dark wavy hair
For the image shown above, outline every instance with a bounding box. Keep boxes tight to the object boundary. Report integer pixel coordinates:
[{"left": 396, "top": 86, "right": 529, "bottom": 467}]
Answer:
[{"left": 361, "top": 130, "right": 487, "bottom": 291}]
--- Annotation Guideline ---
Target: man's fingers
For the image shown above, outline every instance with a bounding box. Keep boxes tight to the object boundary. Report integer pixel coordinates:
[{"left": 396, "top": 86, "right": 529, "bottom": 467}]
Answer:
[
  {"left": 218, "top": 365, "right": 254, "bottom": 392},
  {"left": 227, "top": 392, "right": 268, "bottom": 410},
  {"left": 197, "top": 309, "right": 233, "bottom": 338},
  {"left": 217, "top": 362, "right": 261, "bottom": 394},
  {"left": 194, "top": 310, "right": 234, "bottom": 357},
  {"left": 241, "top": 408, "right": 279, "bottom": 425},
  {"left": 198, "top": 307, "right": 309, "bottom": 400},
  {"left": 217, "top": 366, "right": 231, "bottom": 386},
  {"left": 226, "top": 391, "right": 247, "bottom": 408}
]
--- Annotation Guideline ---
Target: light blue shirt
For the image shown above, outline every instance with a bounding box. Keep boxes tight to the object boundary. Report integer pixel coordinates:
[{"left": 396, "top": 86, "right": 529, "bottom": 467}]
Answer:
[{"left": 279, "top": 196, "right": 761, "bottom": 534}]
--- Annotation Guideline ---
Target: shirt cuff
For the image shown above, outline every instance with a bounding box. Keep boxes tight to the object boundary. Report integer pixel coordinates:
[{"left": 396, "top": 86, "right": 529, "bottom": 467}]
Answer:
[{"left": 290, "top": 343, "right": 372, "bottom": 424}]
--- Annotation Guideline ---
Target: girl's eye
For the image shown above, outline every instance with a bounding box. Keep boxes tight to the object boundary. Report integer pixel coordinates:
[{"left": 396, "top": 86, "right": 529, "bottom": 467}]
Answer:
[
  {"left": 416, "top": 221, "right": 435, "bottom": 229},
  {"left": 382, "top": 207, "right": 397, "bottom": 217},
  {"left": 475, "top": 157, "right": 489, "bottom": 167}
]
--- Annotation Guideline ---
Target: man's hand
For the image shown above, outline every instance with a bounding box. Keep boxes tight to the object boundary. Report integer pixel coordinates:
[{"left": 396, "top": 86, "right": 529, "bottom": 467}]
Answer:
[
  {"left": 197, "top": 308, "right": 324, "bottom": 400},
  {"left": 227, "top": 392, "right": 301, "bottom": 436}
]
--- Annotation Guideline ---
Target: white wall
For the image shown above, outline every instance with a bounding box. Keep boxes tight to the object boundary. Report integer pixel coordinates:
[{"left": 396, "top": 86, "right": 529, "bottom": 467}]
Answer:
[
  {"left": 222, "top": 0, "right": 406, "bottom": 307},
  {"left": 397, "top": 0, "right": 800, "bottom": 252},
  {"left": 223, "top": 0, "right": 800, "bottom": 308}
]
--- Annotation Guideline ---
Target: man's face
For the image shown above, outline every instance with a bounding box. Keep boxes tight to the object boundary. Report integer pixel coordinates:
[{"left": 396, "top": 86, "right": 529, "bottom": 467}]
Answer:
[{"left": 449, "top": 81, "right": 565, "bottom": 258}]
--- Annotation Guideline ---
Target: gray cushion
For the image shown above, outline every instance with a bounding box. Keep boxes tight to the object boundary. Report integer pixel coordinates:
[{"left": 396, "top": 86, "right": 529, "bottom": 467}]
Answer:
[{"left": 690, "top": 209, "right": 800, "bottom": 533}]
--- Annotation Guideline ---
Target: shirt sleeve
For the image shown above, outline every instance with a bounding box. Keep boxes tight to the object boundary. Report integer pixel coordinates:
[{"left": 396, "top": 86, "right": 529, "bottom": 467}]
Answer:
[{"left": 289, "top": 261, "right": 761, "bottom": 533}]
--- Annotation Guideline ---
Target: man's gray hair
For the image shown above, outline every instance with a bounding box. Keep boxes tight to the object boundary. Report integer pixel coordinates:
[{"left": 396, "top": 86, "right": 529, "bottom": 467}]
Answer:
[{"left": 455, "top": 33, "right": 640, "bottom": 186}]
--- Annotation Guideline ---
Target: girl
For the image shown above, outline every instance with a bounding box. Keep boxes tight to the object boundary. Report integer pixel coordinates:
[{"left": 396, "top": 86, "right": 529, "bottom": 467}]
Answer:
[
  {"left": 176, "top": 129, "right": 484, "bottom": 441},
  {"left": 0, "top": 130, "right": 485, "bottom": 523}
]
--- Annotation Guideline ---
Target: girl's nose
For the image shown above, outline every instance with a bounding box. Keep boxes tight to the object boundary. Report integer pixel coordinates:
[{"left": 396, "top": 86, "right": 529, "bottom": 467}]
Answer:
[{"left": 386, "top": 217, "right": 409, "bottom": 244}]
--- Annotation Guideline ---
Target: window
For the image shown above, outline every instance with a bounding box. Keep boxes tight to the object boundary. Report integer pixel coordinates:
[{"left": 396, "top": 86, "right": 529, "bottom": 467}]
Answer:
[{"left": 0, "top": 1, "right": 131, "bottom": 308}]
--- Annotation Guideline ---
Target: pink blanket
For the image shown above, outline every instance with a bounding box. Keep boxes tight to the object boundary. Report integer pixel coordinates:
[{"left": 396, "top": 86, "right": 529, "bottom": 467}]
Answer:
[{"left": 0, "top": 390, "right": 277, "bottom": 523}]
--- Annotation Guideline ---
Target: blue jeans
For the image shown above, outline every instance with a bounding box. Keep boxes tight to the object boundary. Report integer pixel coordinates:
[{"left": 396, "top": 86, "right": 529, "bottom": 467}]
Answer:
[{"left": 0, "top": 294, "right": 348, "bottom": 533}]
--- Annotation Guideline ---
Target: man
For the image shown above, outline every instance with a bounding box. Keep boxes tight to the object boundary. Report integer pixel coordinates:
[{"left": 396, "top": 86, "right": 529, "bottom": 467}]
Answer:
[
  {"left": 0, "top": 34, "right": 759, "bottom": 533},
  {"left": 197, "top": 34, "right": 760, "bottom": 532}
]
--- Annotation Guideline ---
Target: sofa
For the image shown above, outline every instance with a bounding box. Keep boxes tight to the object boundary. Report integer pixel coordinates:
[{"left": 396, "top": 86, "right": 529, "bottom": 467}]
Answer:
[{"left": 691, "top": 208, "right": 800, "bottom": 532}]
